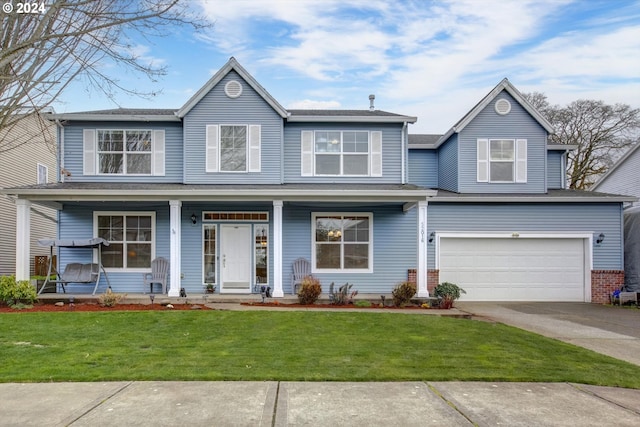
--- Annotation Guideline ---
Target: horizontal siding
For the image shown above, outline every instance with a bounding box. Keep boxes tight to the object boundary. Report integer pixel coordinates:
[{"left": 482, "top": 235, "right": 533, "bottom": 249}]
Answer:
[
  {"left": 183, "top": 71, "right": 283, "bottom": 184},
  {"left": 596, "top": 148, "right": 640, "bottom": 202},
  {"left": 458, "top": 92, "right": 547, "bottom": 193},
  {"left": 282, "top": 204, "right": 416, "bottom": 293},
  {"left": 427, "top": 202, "right": 623, "bottom": 270},
  {"left": 283, "top": 123, "right": 404, "bottom": 184},
  {"left": 62, "top": 121, "right": 183, "bottom": 183},
  {"left": 547, "top": 151, "right": 563, "bottom": 189},
  {"left": 408, "top": 149, "right": 438, "bottom": 187},
  {"left": 438, "top": 135, "right": 458, "bottom": 192}
]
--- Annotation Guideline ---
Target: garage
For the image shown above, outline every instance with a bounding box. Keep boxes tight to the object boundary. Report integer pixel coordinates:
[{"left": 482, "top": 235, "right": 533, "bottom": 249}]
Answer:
[{"left": 438, "top": 236, "right": 588, "bottom": 302}]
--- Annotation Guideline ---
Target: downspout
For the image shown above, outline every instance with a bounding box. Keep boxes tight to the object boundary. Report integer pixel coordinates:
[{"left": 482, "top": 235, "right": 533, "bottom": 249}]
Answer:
[
  {"left": 401, "top": 122, "right": 407, "bottom": 184},
  {"left": 55, "top": 120, "right": 64, "bottom": 183}
]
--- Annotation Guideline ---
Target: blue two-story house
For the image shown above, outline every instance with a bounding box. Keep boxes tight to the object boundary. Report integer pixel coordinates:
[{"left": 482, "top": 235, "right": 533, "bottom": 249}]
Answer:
[{"left": 6, "top": 58, "right": 632, "bottom": 303}]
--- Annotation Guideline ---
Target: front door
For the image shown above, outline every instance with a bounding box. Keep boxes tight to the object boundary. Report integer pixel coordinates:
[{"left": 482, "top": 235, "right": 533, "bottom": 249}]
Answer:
[{"left": 220, "top": 224, "right": 252, "bottom": 293}]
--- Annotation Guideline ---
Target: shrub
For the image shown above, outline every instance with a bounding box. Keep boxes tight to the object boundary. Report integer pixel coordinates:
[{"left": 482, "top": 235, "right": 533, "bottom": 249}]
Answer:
[
  {"left": 328, "top": 282, "right": 358, "bottom": 305},
  {"left": 0, "top": 275, "right": 37, "bottom": 308},
  {"left": 297, "top": 276, "right": 322, "bottom": 305},
  {"left": 98, "top": 288, "right": 126, "bottom": 307},
  {"left": 392, "top": 281, "right": 416, "bottom": 307},
  {"left": 433, "top": 281, "right": 466, "bottom": 309}
]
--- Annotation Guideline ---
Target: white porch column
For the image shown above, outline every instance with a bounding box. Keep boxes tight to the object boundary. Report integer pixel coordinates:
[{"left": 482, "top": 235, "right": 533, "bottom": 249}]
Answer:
[
  {"left": 15, "top": 199, "right": 31, "bottom": 281},
  {"left": 417, "top": 200, "right": 429, "bottom": 297},
  {"left": 272, "top": 200, "right": 284, "bottom": 297},
  {"left": 168, "top": 200, "right": 182, "bottom": 297}
]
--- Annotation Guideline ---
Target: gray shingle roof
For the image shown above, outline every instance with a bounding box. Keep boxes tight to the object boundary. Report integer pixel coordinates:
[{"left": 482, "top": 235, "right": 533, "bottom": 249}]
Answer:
[{"left": 288, "top": 109, "right": 409, "bottom": 117}]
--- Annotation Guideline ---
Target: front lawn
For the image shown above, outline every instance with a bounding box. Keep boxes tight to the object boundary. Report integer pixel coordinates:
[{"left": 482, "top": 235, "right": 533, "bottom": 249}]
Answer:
[{"left": 1, "top": 311, "right": 639, "bottom": 387}]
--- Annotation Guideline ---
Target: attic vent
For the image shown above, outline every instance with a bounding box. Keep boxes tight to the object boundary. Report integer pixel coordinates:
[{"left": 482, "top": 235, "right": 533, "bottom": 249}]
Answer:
[
  {"left": 495, "top": 99, "right": 511, "bottom": 115},
  {"left": 225, "top": 80, "right": 243, "bottom": 98}
]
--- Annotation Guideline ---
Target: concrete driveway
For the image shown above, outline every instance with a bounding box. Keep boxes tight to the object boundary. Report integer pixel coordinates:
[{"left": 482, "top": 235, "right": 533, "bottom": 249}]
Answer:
[{"left": 456, "top": 302, "right": 640, "bottom": 366}]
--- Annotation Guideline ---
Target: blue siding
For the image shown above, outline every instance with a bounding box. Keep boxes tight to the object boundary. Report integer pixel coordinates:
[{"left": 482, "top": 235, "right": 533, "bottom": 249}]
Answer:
[
  {"left": 458, "top": 92, "right": 547, "bottom": 193},
  {"left": 438, "top": 135, "right": 458, "bottom": 192},
  {"left": 427, "top": 203, "right": 623, "bottom": 270},
  {"left": 62, "top": 122, "right": 183, "bottom": 183},
  {"left": 283, "top": 123, "right": 404, "bottom": 184},
  {"left": 408, "top": 149, "right": 438, "bottom": 187},
  {"left": 282, "top": 204, "right": 417, "bottom": 293},
  {"left": 547, "top": 151, "right": 564, "bottom": 189},
  {"left": 183, "top": 71, "right": 283, "bottom": 184}
]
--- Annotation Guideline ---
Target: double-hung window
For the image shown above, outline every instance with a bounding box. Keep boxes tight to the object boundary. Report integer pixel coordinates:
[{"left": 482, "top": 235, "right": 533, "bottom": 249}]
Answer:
[
  {"left": 301, "top": 130, "right": 382, "bottom": 177},
  {"left": 95, "top": 212, "right": 155, "bottom": 270},
  {"left": 98, "top": 130, "right": 152, "bottom": 174},
  {"left": 206, "top": 124, "right": 261, "bottom": 173},
  {"left": 477, "top": 138, "right": 527, "bottom": 183},
  {"left": 313, "top": 213, "right": 372, "bottom": 272}
]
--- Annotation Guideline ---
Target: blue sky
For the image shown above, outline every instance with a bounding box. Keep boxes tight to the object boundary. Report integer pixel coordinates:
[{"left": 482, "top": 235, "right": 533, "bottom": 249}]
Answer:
[{"left": 54, "top": 0, "right": 640, "bottom": 134}]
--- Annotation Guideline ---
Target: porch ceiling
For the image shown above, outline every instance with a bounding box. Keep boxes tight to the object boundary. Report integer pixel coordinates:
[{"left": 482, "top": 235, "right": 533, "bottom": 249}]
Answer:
[{"left": 2, "top": 183, "right": 436, "bottom": 205}]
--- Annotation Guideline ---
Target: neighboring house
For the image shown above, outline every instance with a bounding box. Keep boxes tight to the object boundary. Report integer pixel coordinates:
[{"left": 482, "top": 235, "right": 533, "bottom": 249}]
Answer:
[
  {"left": 2, "top": 58, "right": 633, "bottom": 303},
  {"left": 591, "top": 143, "right": 640, "bottom": 207},
  {"left": 0, "top": 111, "right": 57, "bottom": 277}
]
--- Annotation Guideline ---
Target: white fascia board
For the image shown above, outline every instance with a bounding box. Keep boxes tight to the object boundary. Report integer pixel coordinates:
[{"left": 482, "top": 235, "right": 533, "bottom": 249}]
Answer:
[
  {"left": 287, "top": 115, "right": 417, "bottom": 123},
  {"left": 547, "top": 144, "right": 578, "bottom": 151},
  {"left": 431, "top": 194, "right": 637, "bottom": 203},
  {"left": 47, "top": 114, "right": 180, "bottom": 122}
]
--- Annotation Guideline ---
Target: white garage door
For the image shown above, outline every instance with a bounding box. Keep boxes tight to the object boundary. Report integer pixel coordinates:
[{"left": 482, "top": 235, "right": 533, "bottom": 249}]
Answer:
[{"left": 439, "top": 237, "right": 586, "bottom": 302}]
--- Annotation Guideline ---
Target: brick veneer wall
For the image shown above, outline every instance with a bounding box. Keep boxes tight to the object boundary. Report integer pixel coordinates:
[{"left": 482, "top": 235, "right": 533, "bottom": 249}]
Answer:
[
  {"left": 407, "top": 269, "right": 440, "bottom": 295},
  {"left": 591, "top": 270, "right": 624, "bottom": 304}
]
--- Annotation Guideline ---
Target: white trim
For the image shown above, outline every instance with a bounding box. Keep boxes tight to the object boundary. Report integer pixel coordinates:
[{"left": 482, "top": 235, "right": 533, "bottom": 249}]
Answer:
[
  {"left": 169, "top": 201, "right": 181, "bottom": 296},
  {"left": 206, "top": 125, "right": 219, "bottom": 173},
  {"left": 417, "top": 201, "right": 428, "bottom": 297},
  {"left": 83, "top": 129, "right": 96, "bottom": 175},
  {"left": 477, "top": 138, "right": 488, "bottom": 182},
  {"left": 15, "top": 199, "right": 31, "bottom": 281},
  {"left": 312, "top": 130, "right": 373, "bottom": 177},
  {"left": 515, "top": 139, "right": 527, "bottom": 183},
  {"left": 225, "top": 80, "right": 243, "bottom": 98},
  {"left": 202, "top": 223, "right": 218, "bottom": 286},
  {"left": 220, "top": 224, "right": 252, "bottom": 294},
  {"left": 92, "top": 211, "right": 157, "bottom": 273},
  {"left": 272, "top": 201, "right": 284, "bottom": 297},
  {"left": 152, "top": 130, "right": 165, "bottom": 176},
  {"left": 311, "top": 212, "right": 373, "bottom": 274},
  {"left": 95, "top": 129, "right": 155, "bottom": 176},
  {"left": 37, "top": 163, "right": 48, "bottom": 184},
  {"left": 219, "top": 124, "right": 250, "bottom": 173}
]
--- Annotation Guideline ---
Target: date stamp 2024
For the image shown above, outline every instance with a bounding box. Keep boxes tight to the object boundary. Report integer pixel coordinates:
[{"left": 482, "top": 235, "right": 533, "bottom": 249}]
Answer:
[{"left": 3, "top": 2, "right": 47, "bottom": 14}]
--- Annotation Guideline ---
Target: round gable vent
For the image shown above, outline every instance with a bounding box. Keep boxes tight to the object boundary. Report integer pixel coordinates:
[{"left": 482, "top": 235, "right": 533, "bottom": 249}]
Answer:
[
  {"left": 495, "top": 98, "right": 511, "bottom": 115},
  {"left": 225, "top": 80, "right": 243, "bottom": 98}
]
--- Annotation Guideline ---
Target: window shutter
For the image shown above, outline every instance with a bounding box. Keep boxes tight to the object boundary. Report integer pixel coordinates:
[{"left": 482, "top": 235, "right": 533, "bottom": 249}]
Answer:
[
  {"left": 152, "top": 130, "right": 165, "bottom": 176},
  {"left": 248, "top": 125, "right": 261, "bottom": 172},
  {"left": 477, "top": 138, "right": 489, "bottom": 182},
  {"left": 370, "top": 131, "right": 382, "bottom": 177},
  {"left": 516, "top": 139, "right": 527, "bottom": 183},
  {"left": 83, "top": 129, "right": 96, "bottom": 175},
  {"left": 301, "top": 131, "right": 313, "bottom": 176},
  {"left": 206, "top": 125, "right": 218, "bottom": 173}
]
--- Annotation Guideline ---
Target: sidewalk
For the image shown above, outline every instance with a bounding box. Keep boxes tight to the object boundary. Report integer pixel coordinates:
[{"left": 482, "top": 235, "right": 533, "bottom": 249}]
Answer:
[{"left": 2, "top": 381, "right": 639, "bottom": 426}]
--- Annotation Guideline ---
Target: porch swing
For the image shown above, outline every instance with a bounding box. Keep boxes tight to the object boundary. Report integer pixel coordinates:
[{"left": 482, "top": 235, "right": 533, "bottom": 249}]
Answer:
[{"left": 37, "top": 238, "right": 112, "bottom": 295}]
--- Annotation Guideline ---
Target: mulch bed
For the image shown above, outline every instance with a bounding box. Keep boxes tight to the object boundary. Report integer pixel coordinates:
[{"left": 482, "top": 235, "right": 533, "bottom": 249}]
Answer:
[
  {"left": 0, "top": 303, "right": 212, "bottom": 313},
  {"left": 241, "top": 302, "right": 429, "bottom": 310}
]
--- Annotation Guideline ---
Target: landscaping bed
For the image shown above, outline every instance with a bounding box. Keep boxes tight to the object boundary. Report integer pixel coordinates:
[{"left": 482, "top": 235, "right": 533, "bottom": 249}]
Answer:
[{"left": 0, "top": 302, "right": 211, "bottom": 313}]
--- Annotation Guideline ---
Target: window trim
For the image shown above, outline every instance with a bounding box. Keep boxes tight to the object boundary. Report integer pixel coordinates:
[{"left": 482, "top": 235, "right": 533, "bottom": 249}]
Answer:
[
  {"left": 96, "top": 129, "right": 154, "bottom": 176},
  {"left": 37, "top": 163, "right": 48, "bottom": 184},
  {"left": 93, "top": 211, "right": 156, "bottom": 273},
  {"left": 313, "top": 130, "right": 371, "bottom": 177},
  {"left": 219, "top": 124, "right": 249, "bottom": 173},
  {"left": 311, "top": 212, "right": 373, "bottom": 273},
  {"left": 477, "top": 138, "right": 527, "bottom": 183},
  {"left": 489, "top": 138, "right": 515, "bottom": 183}
]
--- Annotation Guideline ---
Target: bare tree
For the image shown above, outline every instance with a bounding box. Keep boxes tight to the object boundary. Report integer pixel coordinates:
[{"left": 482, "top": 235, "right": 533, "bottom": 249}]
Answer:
[
  {"left": 524, "top": 93, "right": 640, "bottom": 189},
  {"left": 0, "top": 0, "right": 210, "bottom": 153}
]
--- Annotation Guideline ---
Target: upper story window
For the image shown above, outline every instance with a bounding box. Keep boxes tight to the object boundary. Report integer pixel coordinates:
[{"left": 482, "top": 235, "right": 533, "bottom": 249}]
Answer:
[
  {"left": 206, "top": 124, "right": 261, "bottom": 173},
  {"left": 82, "top": 129, "right": 165, "bottom": 176},
  {"left": 477, "top": 138, "right": 527, "bottom": 183},
  {"left": 301, "top": 130, "right": 382, "bottom": 177},
  {"left": 98, "top": 130, "right": 152, "bottom": 174},
  {"left": 37, "top": 163, "right": 47, "bottom": 184}
]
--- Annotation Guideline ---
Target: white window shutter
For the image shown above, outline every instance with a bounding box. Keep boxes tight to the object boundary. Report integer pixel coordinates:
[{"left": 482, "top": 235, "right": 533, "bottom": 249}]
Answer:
[
  {"left": 516, "top": 139, "right": 527, "bottom": 183},
  {"left": 248, "top": 125, "right": 261, "bottom": 172},
  {"left": 301, "top": 131, "right": 313, "bottom": 176},
  {"left": 206, "top": 125, "right": 218, "bottom": 173},
  {"left": 83, "top": 129, "right": 96, "bottom": 175},
  {"left": 370, "top": 131, "right": 383, "bottom": 177},
  {"left": 152, "top": 130, "right": 165, "bottom": 176},
  {"left": 477, "top": 138, "right": 489, "bottom": 182}
]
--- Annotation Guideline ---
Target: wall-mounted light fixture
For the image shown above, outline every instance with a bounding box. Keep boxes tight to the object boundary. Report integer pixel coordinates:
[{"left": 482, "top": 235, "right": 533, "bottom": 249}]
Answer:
[
  {"left": 596, "top": 233, "right": 605, "bottom": 244},
  {"left": 191, "top": 213, "right": 197, "bottom": 225},
  {"left": 428, "top": 232, "right": 435, "bottom": 244}
]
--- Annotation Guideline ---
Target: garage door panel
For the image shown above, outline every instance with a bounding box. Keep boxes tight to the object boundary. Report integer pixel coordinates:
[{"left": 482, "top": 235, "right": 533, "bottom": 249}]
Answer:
[{"left": 439, "top": 237, "right": 585, "bottom": 302}]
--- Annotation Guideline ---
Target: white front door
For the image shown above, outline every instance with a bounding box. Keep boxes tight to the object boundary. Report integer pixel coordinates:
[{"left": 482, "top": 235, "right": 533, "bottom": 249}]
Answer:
[{"left": 220, "top": 224, "right": 252, "bottom": 293}]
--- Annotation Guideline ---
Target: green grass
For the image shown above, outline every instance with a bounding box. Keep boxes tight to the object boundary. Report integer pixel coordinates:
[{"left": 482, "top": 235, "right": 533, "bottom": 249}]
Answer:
[{"left": 1, "top": 310, "right": 639, "bottom": 387}]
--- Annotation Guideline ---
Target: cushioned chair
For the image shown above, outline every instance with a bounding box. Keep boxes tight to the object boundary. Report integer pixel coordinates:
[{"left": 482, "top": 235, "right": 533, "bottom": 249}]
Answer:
[
  {"left": 143, "top": 257, "right": 169, "bottom": 294},
  {"left": 290, "top": 258, "right": 311, "bottom": 295}
]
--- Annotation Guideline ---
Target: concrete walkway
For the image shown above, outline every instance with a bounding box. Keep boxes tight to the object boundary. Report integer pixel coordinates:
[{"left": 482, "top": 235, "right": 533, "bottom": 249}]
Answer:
[{"left": 1, "top": 380, "right": 639, "bottom": 426}]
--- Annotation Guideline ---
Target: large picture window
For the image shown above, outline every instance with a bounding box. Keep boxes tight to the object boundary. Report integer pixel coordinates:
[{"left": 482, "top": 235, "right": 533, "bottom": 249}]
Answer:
[
  {"left": 314, "top": 131, "right": 369, "bottom": 176},
  {"left": 313, "top": 213, "right": 372, "bottom": 272},
  {"left": 97, "top": 130, "right": 152, "bottom": 174},
  {"left": 95, "top": 212, "right": 155, "bottom": 270}
]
